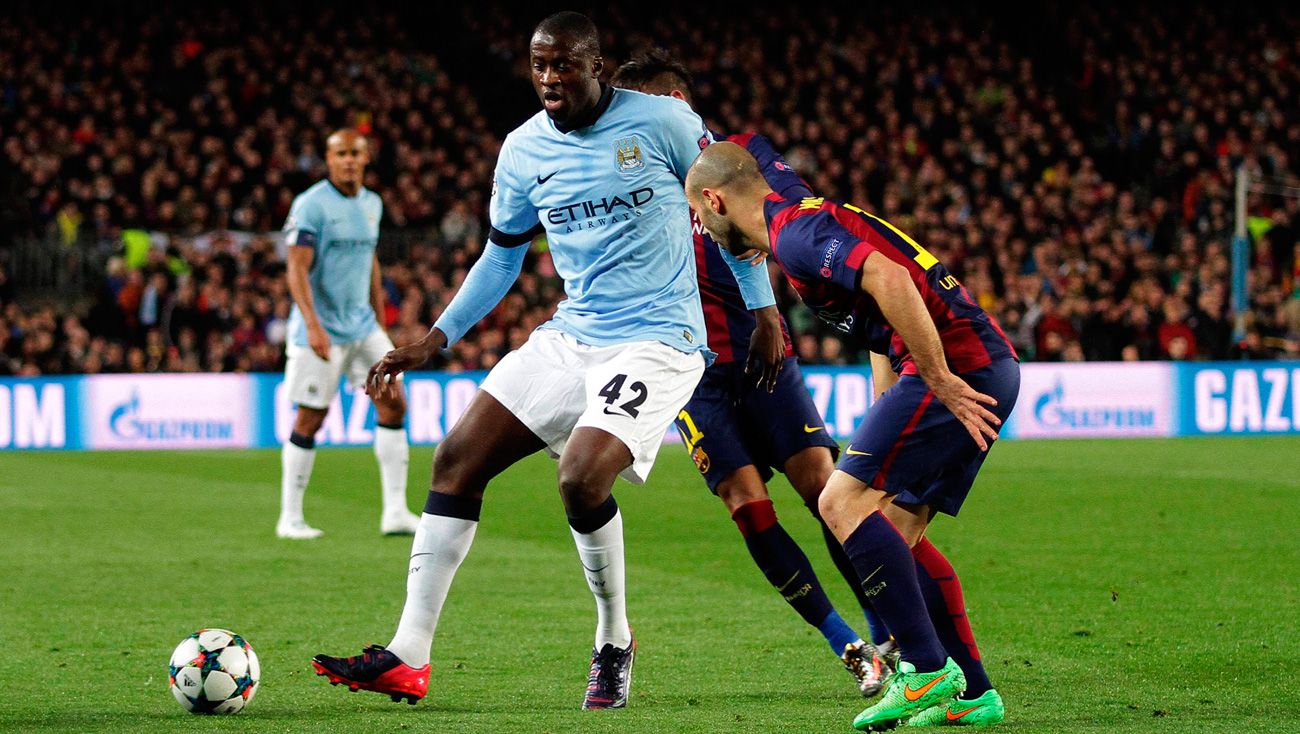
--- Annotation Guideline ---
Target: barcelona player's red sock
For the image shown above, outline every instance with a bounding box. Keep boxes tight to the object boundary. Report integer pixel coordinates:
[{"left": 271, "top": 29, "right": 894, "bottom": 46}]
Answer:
[
  {"left": 733, "top": 499, "right": 859, "bottom": 654},
  {"left": 841, "top": 511, "right": 946, "bottom": 670},
  {"left": 912, "top": 537, "right": 992, "bottom": 696}
]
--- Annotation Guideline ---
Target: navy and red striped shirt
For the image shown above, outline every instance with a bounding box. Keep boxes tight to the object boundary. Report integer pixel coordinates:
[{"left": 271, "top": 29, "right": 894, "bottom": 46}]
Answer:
[
  {"left": 693, "top": 132, "right": 805, "bottom": 364},
  {"left": 765, "top": 194, "right": 1018, "bottom": 375}
]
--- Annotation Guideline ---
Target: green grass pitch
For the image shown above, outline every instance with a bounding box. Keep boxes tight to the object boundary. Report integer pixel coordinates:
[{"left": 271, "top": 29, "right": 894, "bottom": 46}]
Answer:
[{"left": 2, "top": 437, "right": 1297, "bottom": 733}]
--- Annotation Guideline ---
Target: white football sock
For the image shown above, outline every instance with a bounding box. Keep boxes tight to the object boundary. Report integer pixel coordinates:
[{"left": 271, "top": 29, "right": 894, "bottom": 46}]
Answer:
[
  {"left": 386, "top": 513, "right": 478, "bottom": 668},
  {"left": 279, "top": 441, "right": 316, "bottom": 526},
  {"left": 571, "top": 510, "right": 631, "bottom": 649},
  {"left": 373, "top": 426, "right": 410, "bottom": 517}
]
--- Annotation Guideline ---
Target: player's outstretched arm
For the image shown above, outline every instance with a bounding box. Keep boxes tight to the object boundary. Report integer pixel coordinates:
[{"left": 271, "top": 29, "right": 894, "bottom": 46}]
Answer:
[
  {"left": 859, "top": 252, "right": 1000, "bottom": 450},
  {"left": 366, "top": 241, "right": 527, "bottom": 399}
]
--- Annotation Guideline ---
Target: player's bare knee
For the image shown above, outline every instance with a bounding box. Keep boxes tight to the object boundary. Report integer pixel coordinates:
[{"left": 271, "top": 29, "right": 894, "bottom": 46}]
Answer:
[
  {"left": 293, "top": 407, "right": 327, "bottom": 437},
  {"left": 716, "top": 468, "right": 769, "bottom": 514},
  {"left": 376, "top": 411, "right": 406, "bottom": 428},
  {"left": 374, "top": 397, "right": 406, "bottom": 427},
  {"left": 818, "top": 472, "right": 888, "bottom": 527},
  {"left": 429, "top": 438, "right": 480, "bottom": 497},
  {"left": 557, "top": 470, "right": 615, "bottom": 515},
  {"left": 816, "top": 481, "right": 847, "bottom": 525}
]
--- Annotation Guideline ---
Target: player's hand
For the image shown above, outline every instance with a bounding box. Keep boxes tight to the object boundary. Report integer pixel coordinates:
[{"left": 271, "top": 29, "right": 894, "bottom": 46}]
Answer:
[
  {"left": 736, "top": 247, "right": 768, "bottom": 265},
  {"left": 307, "top": 323, "right": 331, "bottom": 361},
  {"left": 366, "top": 329, "right": 446, "bottom": 400},
  {"left": 745, "top": 307, "right": 785, "bottom": 393},
  {"left": 928, "top": 372, "right": 1001, "bottom": 452}
]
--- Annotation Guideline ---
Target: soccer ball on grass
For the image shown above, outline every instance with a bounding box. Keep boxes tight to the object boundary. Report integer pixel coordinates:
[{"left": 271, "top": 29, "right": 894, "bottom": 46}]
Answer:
[{"left": 168, "top": 628, "right": 260, "bottom": 714}]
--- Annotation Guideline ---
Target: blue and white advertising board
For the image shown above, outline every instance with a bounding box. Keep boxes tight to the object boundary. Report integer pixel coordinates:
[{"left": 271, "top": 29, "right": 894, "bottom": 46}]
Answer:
[{"left": 3, "top": 362, "right": 1297, "bottom": 451}]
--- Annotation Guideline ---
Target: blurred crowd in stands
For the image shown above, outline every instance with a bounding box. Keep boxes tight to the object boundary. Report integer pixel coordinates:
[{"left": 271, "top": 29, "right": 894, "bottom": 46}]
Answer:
[{"left": 1, "top": 3, "right": 1298, "bottom": 376}]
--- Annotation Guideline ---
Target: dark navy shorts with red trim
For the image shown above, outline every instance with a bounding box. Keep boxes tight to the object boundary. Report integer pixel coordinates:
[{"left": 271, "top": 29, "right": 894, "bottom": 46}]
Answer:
[
  {"left": 838, "top": 358, "right": 1020, "bottom": 517},
  {"left": 675, "top": 357, "right": 839, "bottom": 493}
]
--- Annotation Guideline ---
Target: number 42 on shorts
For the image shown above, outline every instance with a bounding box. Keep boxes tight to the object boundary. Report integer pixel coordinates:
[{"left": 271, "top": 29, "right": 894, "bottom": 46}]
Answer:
[{"left": 599, "top": 374, "right": 648, "bottom": 418}]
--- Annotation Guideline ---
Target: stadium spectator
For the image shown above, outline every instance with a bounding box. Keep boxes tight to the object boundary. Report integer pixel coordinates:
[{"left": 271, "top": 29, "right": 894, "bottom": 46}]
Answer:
[{"left": 1, "top": 3, "right": 1298, "bottom": 374}]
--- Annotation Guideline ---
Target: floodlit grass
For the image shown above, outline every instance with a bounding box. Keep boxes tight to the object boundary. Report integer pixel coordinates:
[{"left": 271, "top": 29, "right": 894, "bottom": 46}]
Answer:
[{"left": 2, "top": 436, "right": 1297, "bottom": 732}]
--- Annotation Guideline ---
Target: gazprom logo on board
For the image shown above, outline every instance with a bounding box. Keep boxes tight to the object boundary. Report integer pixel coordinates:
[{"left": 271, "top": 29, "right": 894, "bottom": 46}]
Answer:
[
  {"left": 108, "top": 389, "right": 234, "bottom": 441},
  {"left": 1032, "top": 378, "right": 1156, "bottom": 431}
]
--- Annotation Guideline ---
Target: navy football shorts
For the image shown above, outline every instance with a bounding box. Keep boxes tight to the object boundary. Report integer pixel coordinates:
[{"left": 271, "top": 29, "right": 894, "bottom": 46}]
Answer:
[
  {"left": 674, "top": 357, "right": 839, "bottom": 493},
  {"left": 837, "top": 358, "right": 1021, "bottom": 517}
]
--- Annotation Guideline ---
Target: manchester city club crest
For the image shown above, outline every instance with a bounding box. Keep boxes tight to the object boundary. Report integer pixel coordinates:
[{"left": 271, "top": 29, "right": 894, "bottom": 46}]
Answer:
[{"left": 614, "top": 136, "right": 645, "bottom": 174}]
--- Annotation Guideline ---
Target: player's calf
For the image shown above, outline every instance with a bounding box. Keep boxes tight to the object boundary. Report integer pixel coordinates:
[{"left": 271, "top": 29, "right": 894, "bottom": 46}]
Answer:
[{"left": 731, "top": 498, "right": 862, "bottom": 661}]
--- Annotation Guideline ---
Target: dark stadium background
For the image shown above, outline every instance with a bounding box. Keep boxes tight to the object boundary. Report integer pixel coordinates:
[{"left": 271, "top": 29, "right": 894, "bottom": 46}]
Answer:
[{"left": 2, "top": 1, "right": 1297, "bottom": 376}]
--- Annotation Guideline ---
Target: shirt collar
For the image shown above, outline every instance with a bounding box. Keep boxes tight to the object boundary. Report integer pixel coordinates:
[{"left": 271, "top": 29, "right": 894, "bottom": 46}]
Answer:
[
  {"left": 553, "top": 84, "right": 615, "bottom": 134},
  {"left": 326, "top": 179, "right": 361, "bottom": 199}
]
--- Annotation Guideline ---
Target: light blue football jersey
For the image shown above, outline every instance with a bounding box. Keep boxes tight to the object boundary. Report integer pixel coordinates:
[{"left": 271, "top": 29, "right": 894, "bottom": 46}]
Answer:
[
  {"left": 282, "top": 180, "right": 383, "bottom": 346},
  {"left": 490, "top": 87, "right": 714, "bottom": 357}
]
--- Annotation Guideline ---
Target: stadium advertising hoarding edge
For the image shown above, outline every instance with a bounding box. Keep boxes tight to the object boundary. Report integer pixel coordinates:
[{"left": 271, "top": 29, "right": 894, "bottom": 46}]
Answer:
[
  {"left": 2, "top": 362, "right": 1297, "bottom": 450},
  {"left": 1177, "top": 363, "right": 1300, "bottom": 436}
]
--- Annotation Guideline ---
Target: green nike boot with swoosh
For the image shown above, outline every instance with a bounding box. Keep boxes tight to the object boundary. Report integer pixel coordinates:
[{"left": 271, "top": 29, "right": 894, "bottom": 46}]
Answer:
[
  {"left": 852, "top": 657, "right": 966, "bottom": 731},
  {"left": 905, "top": 689, "right": 1005, "bottom": 727}
]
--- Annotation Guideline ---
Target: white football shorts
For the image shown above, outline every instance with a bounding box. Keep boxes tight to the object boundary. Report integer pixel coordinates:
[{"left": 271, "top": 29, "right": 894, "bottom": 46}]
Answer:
[
  {"left": 480, "top": 328, "right": 706, "bottom": 484},
  {"left": 285, "top": 329, "right": 399, "bottom": 410}
]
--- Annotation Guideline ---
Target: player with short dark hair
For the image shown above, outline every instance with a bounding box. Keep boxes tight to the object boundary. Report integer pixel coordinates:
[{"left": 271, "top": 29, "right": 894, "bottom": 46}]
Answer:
[
  {"left": 278, "top": 128, "right": 419, "bottom": 539},
  {"left": 612, "top": 50, "right": 896, "bottom": 697},
  {"left": 686, "top": 141, "right": 1019, "bottom": 730},
  {"left": 310, "top": 14, "right": 781, "bottom": 710}
]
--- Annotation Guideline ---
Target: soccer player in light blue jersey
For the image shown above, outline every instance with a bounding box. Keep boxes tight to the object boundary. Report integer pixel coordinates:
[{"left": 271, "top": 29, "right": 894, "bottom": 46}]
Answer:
[
  {"left": 278, "top": 129, "right": 420, "bottom": 539},
  {"left": 311, "top": 12, "right": 783, "bottom": 710}
]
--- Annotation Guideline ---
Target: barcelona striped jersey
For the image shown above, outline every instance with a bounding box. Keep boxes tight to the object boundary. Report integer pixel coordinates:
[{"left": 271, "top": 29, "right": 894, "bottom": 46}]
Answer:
[{"left": 765, "top": 194, "right": 1018, "bottom": 375}]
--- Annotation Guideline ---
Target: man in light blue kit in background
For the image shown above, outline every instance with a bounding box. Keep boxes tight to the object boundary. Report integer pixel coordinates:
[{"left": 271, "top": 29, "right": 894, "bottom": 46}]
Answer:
[
  {"left": 279, "top": 128, "right": 420, "bottom": 539},
  {"left": 311, "top": 12, "right": 783, "bottom": 710}
]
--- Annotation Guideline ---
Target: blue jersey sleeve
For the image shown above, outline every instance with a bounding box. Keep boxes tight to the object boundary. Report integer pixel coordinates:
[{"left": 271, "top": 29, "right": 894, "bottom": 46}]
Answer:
[
  {"left": 657, "top": 97, "right": 713, "bottom": 182},
  {"left": 283, "top": 193, "right": 324, "bottom": 249},
  {"left": 488, "top": 137, "right": 542, "bottom": 246},
  {"left": 777, "top": 212, "right": 873, "bottom": 293},
  {"left": 745, "top": 134, "right": 814, "bottom": 201}
]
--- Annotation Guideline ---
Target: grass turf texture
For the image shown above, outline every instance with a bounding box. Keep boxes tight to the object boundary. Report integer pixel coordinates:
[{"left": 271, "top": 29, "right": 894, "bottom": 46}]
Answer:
[{"left": 1, "top": 437, "right": 1297, "bottom": 733}]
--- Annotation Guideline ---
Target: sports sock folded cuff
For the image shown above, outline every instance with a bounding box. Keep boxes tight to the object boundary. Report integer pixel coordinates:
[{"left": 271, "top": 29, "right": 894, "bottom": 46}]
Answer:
[
  {"left": 289, "top": 431, "right": 316, "bottom": 449},
  {"left": 567, "top": 495, "right": 619, "bottom": 534},
  {"left": 732, "top": 499, "right": 779, "bottom": 537},
  {"left": 423, "top": 491, "right": 483, "bottom": 521}
]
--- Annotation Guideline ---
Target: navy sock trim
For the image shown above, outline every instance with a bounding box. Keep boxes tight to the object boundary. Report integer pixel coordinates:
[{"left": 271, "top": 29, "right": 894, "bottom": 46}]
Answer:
[
  {"left": 567, "top": 495, "right": 619, "bottom": 534},
  {"left": 289, "top": 432, "right": 316, "bottom": 450},
  {"left": 376, "top": 422, "right": 404, "bottom": 430},
  {"left": 423, "top": 491, "right": 482, "bottom": 521}
]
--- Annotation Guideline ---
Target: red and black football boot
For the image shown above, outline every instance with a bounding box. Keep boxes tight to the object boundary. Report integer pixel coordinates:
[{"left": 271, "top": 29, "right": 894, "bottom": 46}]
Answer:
[
  {"left": 582, "top": 633, "right": 636, "bottom": 710},
  {"left": 311, "top": 644, "right": 429, "bottom": 704}
]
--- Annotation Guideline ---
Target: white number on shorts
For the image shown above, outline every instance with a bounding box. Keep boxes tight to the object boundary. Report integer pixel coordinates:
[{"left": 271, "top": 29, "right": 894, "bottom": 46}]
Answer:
[{"left": 599, "top": 373, "right": 649, "bottom": 418}]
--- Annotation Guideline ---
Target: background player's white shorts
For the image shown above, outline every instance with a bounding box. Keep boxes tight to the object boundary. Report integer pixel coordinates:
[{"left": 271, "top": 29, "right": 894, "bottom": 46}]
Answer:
[
  {"left": 480, "top": 328, "right": 706, "bottom": 485},
  {"left": 285, "top": 329, "right": 398, "bottom": 409}
]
